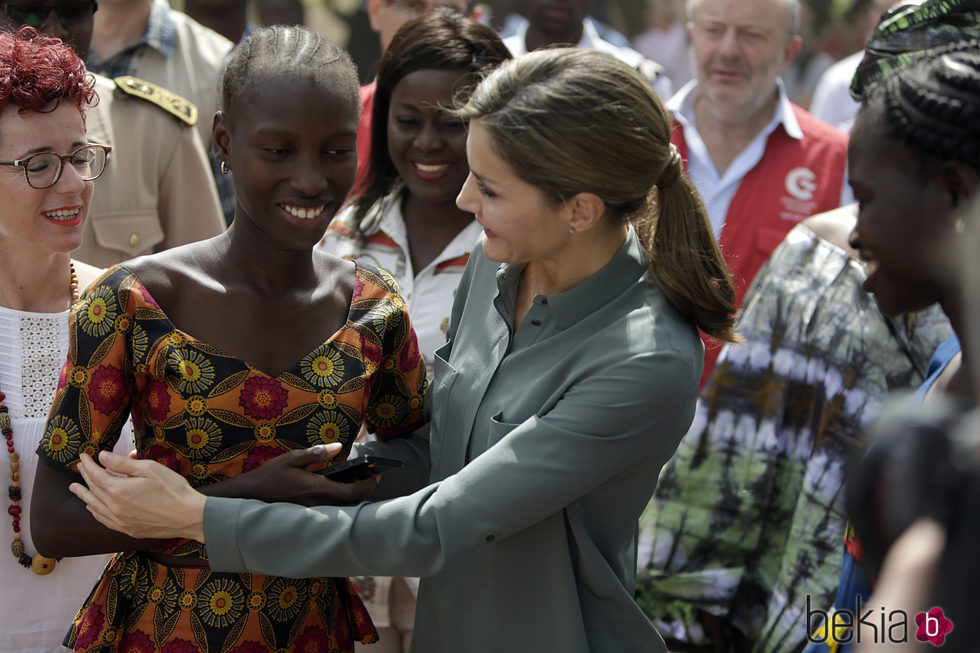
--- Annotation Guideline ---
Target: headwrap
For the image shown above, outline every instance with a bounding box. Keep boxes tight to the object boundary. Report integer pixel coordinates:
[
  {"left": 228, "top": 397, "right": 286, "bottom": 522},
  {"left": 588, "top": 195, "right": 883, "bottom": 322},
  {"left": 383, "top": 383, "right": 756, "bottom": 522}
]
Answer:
[{"left": 850, "top": 0, "right": 980, "bottom": 99}]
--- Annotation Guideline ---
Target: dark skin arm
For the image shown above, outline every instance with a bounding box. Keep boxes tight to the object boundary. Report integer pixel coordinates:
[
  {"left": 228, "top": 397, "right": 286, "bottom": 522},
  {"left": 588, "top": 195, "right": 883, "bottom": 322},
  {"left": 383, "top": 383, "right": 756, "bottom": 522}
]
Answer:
[
  {"left": 31, "top": 234, "right": 375, "bottom": 558},
  {"left": 32, "top": 445, "right": 379, "bottom": 558}
]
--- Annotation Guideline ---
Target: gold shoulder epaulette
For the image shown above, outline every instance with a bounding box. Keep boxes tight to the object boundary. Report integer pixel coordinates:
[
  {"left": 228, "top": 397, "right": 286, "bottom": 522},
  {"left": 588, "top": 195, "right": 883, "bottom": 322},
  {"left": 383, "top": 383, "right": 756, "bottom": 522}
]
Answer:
[{"left": 113, "top": 76, "right": 198, "bottom": 127}]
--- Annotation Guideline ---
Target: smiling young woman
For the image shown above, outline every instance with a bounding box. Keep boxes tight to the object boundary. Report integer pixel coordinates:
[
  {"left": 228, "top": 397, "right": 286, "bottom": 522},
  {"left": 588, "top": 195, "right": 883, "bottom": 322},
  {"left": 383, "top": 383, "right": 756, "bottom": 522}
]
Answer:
[
  {"left": 320, "top": 8, "right": 511, "bottom": 376},
  {"left": 29, "top": 25, "right": 428, "bottom": 652}
]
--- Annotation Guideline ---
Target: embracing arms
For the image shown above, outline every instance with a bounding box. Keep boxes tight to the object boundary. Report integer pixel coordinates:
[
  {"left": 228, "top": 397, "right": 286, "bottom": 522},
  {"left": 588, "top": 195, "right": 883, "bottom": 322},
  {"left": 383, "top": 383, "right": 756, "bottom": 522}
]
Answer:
[{"left": 71, "top": 349, "right": 698, "bottom": 579}]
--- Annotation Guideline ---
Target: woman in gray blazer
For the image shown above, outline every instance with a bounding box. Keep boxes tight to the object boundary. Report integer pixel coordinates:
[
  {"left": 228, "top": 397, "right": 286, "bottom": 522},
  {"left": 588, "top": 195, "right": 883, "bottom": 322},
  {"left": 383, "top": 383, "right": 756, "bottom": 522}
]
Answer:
[{"left": 70, "top": 48, "right": 738, "bottom": 653}]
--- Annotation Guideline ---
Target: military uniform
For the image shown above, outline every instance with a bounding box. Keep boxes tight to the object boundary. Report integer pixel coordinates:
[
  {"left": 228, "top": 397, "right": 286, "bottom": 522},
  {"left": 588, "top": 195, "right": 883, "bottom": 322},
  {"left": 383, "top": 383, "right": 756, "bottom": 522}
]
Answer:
[
  {"left": 78, "top": 73, "right": 226, "bottom": 267},
  {"left": 88, "top": 0, "right": 233, "bottom": 150}
]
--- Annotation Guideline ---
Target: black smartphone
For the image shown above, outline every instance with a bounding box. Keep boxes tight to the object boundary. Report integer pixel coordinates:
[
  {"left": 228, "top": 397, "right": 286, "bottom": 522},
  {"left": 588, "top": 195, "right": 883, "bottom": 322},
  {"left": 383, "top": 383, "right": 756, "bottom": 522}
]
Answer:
[{"left": 317, "top": 455, "right": 405, "bottom": 483}]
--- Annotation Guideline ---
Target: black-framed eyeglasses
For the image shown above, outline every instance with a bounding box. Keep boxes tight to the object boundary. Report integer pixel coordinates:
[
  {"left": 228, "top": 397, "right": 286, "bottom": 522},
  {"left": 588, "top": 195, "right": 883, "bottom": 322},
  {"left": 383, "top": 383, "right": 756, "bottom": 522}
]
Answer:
[
  {"left": 1, "top": 1, "right": 98, "bottom": 27},
  {"left": 0, "top": 144, "right": 111, "bottom": 189}
]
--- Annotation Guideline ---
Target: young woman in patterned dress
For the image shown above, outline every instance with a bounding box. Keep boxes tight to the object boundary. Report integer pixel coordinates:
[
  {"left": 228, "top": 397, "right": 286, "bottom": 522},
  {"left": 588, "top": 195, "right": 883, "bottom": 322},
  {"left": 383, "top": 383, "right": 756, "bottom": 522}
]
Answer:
[{"left": 30, "top": 26, "right": 427, "bottom": 652}]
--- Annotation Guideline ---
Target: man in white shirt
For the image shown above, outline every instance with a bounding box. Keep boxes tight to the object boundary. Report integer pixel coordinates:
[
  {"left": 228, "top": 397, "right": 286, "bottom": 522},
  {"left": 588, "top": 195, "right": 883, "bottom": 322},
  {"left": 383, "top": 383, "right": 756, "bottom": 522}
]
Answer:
[{"left": 670, "top": 0, "right": 850, "bottom": 379}]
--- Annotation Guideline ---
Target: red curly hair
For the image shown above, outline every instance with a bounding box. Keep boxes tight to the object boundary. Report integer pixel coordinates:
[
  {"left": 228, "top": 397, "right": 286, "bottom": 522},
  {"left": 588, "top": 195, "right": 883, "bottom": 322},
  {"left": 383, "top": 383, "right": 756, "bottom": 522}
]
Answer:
[{"left": 0, "top": 27, "right": 96, "bottom": 113}]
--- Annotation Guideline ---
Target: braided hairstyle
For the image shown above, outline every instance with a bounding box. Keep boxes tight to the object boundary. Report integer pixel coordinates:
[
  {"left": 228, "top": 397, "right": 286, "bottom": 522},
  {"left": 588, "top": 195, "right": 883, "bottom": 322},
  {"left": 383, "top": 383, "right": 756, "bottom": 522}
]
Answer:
[
  {"left": 456, "top": 48, "right": 738, "bottom": 343},
  {"left": 218, "top": 25, "right": 359, "bottom": 127},
  {"left": 866, "top": 41, "right": 980, "bottom": 173}
]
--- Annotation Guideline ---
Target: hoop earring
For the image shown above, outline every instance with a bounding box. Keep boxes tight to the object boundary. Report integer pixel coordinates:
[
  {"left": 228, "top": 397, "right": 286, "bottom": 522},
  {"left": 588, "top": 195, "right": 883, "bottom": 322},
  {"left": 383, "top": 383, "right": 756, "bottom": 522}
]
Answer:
[{"left": 220, "top": 160, "right": 230, "bottom": 175}]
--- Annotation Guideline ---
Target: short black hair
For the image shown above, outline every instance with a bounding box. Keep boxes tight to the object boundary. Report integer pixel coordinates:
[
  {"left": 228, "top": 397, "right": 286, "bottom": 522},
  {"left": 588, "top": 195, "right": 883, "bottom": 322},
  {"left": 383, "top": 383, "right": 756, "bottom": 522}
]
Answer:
[{"left": 219, "top": 24, "right": 359, "bottom": 127}]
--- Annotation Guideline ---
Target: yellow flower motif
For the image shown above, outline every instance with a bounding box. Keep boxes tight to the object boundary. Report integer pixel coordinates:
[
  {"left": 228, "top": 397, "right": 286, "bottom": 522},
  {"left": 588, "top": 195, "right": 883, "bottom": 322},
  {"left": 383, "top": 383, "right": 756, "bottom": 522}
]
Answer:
[
  {"left": 148, "top": 586, "right": 165, "bottom": 604},
  {"left": 375, "top": 402, "right": 396, "bottom": 420},
  {"left": 371, "top": 395, "right": 407, "bottom": 430},
  {"left": 100, "top": 627, "right": 118, "bottom": 645},
  {"left": 186, "top": 428, "right": 209, "bottom": 451},
  {"left": 248, "top": 591, "right": 266, "bottom": 611},
  {"left": 42, "top": 416, "right": 81, "bottom": 464},
  {"left": 168, "top": 332, "right": 187, "bottom": 348},
  {"left": 372, "top": 304, "right": 401, "bottom": 333},
  {"left": 69, "top": 366, "right": 88, "bottom": 387},
  {"left": 255, "top": 423, "right": 276, "bottom": 442},
  {"left": 192, "top": 463, "right": 208, "bottom": 479},
  {"left": 266, "top": 578, "right": 307, "bottom": 622},
  {"left": 277, "top": 585, "right": 299, "bottom": 610},
  {"left": 77, "top": 285, "right": 117, "bottom": 337},
  {"left": 181, "top": 361, "right": 201, "bottom": 383},
  {"left": 46, "top": 428, "right": 69, "bottom": 453},
  {"left": 114, "top": 314, "right": 132, "bottom": 334},
  {"left": 184, "top": 417, "right": 221, "bottom": 459},
  {"left": 84, "top": 298, "right": 109, "bottom": 328},
  {"left": 382, "top": 357, "right": 397, "bottom": 372},
  {"left": 153, "top": 426, "right": 166, "bottom": 442},
  {"left": 208, "top": 589, "right": 235, "bottom": 616},
  {"left": 180, "top": 590, "right": 196, "bottom": 609},
  {"left": 318, "top": 389, "right": 338, "bottom": 409},
  {"left": 409, "top": 395, "right": 423, "bottom": 411},
  {"left": 171, "top": 349, "right": 215, "bottom": 395},
  {"left": 196, "top": 579, "right": 246, "bottom": 628},
  {"left": 185, "top": 396, "right": 207, "bottom": 417},
  {"left": 307, "top": 410, "right": 348, "bottom": 445},
  {"left": 301, "top": 347, "right": 346, "bottom": 388}
]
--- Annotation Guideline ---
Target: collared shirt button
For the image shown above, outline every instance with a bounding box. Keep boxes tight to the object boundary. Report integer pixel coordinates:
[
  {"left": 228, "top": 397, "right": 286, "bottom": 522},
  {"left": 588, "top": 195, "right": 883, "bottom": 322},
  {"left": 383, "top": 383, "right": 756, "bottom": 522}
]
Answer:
[
  {"left": 540, "top": 297, "right": 548, "bottom": 305},
  {"left": 485, "top": 534, "right": 496, "bottom": 542},
  {"left": 129, "top": 233, "right": 140, "bottom": 248},
  {"left": 530, "top": 320, "right": 542, "bottom": 327}
]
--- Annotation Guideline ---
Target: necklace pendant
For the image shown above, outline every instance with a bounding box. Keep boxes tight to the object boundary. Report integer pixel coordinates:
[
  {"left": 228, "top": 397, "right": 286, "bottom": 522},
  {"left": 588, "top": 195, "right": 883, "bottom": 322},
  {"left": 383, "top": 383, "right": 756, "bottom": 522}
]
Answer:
[{"left": 30, "top": 553, "right": 56, "bottom": 575}]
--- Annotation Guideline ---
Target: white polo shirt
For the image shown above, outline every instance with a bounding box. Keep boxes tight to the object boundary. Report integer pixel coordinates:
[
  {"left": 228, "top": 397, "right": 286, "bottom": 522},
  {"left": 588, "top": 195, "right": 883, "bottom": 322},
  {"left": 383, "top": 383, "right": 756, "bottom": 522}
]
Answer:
[{"left": 320, "top": 190, "right": 483, "bottom": 379}]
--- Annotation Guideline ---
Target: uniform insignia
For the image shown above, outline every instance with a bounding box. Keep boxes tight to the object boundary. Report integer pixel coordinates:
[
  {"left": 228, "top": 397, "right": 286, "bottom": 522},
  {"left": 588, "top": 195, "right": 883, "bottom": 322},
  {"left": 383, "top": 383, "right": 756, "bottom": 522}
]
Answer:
[{"left": 113, "top": 76, "right": 198, "bottom": 126}]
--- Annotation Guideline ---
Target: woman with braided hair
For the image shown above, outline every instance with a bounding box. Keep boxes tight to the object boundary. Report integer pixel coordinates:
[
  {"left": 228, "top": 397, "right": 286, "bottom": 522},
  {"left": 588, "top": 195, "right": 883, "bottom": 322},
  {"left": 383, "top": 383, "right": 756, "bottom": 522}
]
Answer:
[
  {"left": 799, "top": 43, "right": 980, "bottom": 653},
  {"left": 68, "top": 48, "right": 737, "bottom": 652},
  {"left": 847, "top": 43, "right": 980, "bottom": 390},
  {"left": 30, "top": 25, "right": 427, "bottom": 652}
]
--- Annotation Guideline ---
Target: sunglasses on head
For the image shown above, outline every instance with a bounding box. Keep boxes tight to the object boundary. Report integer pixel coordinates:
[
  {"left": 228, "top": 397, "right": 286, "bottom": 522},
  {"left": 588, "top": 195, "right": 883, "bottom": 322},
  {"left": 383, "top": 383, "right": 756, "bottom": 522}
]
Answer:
[{"left": 2, "top": 1, "right": 97, "bottom": 26}]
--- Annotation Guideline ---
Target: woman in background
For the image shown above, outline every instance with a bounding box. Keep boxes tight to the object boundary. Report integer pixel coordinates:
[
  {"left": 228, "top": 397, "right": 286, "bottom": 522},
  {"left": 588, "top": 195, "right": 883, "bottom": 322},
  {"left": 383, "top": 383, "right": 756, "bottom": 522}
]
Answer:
[
  {"left": 323, "top": 7, "right": 510, "bottom": 376},
  {"left": 0, "top": 28, "right": 124, "bottom": 651}
]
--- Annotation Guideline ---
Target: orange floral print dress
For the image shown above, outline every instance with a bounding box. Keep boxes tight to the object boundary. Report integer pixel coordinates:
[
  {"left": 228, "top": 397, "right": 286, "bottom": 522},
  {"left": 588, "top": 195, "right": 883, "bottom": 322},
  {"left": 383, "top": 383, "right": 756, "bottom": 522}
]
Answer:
[{"left": 37, "top": 264, "right": 427, "bottom": 652}]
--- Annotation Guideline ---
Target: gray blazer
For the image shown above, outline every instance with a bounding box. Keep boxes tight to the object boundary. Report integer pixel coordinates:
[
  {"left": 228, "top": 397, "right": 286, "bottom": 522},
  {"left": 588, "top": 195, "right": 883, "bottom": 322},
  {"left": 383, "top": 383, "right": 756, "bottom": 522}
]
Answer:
[{"left": 205, "top": 229, "right": 703, "bottom": 652}]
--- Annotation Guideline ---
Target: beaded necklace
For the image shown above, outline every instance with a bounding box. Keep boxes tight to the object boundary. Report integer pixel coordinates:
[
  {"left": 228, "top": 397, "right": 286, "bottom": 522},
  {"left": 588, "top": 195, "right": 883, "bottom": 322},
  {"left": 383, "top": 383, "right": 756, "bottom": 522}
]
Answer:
[{"left": 4, "top": 261, "right": 78, "bottom": 575}]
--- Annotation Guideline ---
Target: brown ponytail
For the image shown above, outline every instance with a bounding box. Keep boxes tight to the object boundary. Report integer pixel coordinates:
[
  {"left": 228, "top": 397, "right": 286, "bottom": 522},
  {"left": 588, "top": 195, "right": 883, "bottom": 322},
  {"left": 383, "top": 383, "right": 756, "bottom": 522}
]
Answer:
[{"left": 456, "top": 48, "right": 739, "bottom": 342}]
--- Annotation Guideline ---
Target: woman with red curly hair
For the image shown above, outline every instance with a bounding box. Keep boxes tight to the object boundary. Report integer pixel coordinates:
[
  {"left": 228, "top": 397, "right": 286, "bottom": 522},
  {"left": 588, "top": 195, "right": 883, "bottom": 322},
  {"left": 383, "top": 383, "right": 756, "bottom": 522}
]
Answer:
[{"left": 0, "top": 27, "right": 119, "bottom": 651}]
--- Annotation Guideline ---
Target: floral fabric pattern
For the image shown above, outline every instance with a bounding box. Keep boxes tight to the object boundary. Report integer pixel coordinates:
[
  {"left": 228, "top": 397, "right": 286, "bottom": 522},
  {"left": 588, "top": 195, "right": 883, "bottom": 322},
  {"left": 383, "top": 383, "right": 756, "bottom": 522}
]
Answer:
[{"left": 39, "top": 264, "right": 427, "bottom": 652}]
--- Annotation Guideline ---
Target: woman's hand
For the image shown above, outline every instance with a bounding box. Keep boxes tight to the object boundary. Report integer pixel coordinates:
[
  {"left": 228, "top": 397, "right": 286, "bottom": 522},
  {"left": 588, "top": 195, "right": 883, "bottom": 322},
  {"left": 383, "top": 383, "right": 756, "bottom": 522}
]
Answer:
[
  {"left": 70, "top": 451, "right": 208, "bottom": 542},
  {"left": 231, "top": 444, "right": 381, "bottom": 507},
  {"left": 69, "top": 443, "right": 381, "bottom": 542}
]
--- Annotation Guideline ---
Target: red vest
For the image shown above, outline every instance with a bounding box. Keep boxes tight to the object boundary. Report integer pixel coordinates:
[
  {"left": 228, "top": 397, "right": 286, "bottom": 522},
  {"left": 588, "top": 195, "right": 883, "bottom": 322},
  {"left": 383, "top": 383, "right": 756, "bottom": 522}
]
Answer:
[{"left": 672, "top": 105, "right": 849, "bottom": 383}]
